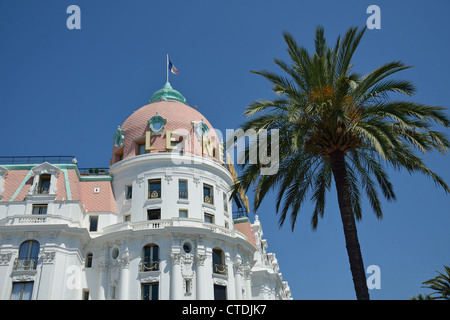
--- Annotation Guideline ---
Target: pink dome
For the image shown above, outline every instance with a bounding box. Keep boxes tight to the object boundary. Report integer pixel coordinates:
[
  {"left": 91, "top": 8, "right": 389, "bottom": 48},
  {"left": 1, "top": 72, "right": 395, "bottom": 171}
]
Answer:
[{"left": 111, "top": 98, "right": 221, "bottom": 165}]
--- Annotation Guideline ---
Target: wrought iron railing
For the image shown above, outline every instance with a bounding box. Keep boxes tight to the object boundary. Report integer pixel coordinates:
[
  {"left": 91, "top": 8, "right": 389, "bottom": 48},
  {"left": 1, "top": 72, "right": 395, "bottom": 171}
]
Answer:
[
  {"left": 148, "top": 189, "right": 161, "bottom": 199},
  {"left": 0, "top": 155, "right": 76, "bottom": 165},
  {"left": 178, "top": 190, "right": 188, "bottom": 199},
  {"left": 204, "top": 195, "right": 214, "bottom": 205},
  {"left": 13, "top": 257, "right": 38, "bottom": 271},
  {"left": 212, "top": 263, "right": 227, "bottom": 275},
  {"left": 34, "top": 186, "right": 50, "bottom": 194},
  {"left": 141, "top": 259, "right": 160, "bottom": 272},
  {"left": 78, "top": 168, "right": 110, "bottom": 176}
]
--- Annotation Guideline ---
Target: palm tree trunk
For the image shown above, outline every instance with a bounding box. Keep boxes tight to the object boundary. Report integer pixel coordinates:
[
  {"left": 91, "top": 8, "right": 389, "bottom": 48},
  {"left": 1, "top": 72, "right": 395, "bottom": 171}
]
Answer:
[{"left": 329, "top": 151, "right": 370, "bottom": 300}]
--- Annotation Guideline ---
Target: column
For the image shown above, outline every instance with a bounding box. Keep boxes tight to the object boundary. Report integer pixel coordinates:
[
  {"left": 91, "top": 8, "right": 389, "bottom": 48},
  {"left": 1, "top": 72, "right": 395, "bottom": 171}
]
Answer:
[
  {"left": 195, "top": 253, "right": 207, "bottom": 300},
  {"left": 119, "top": 250, "right": 130, "bottom": 300},
  {"left": 97, "top": 261, "right": 107, "bottom": 300},
  {"left": 234, "top": 261, "right": 244, "bottom": 300},
  {"left": 170, "top": 253, "right": 182, "bottom": 300}
]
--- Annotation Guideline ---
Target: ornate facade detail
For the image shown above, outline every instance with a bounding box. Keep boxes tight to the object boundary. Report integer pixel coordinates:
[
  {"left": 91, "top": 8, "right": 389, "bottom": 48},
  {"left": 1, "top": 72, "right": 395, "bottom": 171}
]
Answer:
[
  {"left": 41, "top": 251, "right": 55, "bottom": 264},
  {"left": 0, "top": 252, "right": 12, "bottom": 266},
  {"left": 170, "top": 253, "right": 182, "bottom": 265},
  {"left": 195, "top": 253, "right": 207, "bottom": 267}
]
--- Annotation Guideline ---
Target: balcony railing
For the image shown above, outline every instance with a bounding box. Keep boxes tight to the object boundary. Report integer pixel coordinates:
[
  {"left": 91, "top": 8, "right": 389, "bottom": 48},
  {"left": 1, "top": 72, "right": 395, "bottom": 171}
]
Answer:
[
  {"left": 0, "top": 155, "right": 76, "bottom": 165},
  {"left": 204, "top": 195, "right": 214, "bottom": 205},
  {"left": 34, "top": 186, "right": 50, "bottom": 194},
  {"left": 178, "top": 190, "right": 188, "bottom": 199},
  {"left": 141, "top": 259, "right": 160, "bottom": 272},
  {"left": 212, "top": 263, "right": 227, "bottom": 275},
  {"left": 13, "top": 257, "right": 38, "bottom": 271}
]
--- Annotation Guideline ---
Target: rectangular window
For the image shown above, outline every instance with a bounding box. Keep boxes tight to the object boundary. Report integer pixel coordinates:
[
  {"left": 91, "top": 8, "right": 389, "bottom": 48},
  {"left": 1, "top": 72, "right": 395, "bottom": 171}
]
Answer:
[
  {"left": 89, "top": 215, "right": 98, "bottom": 232},
  {"left": 148, "top": 179, "right": 161, "bottom": 199},
  {"left": 10, "top": 282, "right": 34, "bottom": 300},
  {"left": 203, "top": 184, "right": 214, "bottom": 205},
  {"left": 38, "top": 174, "right": 51, "bottom": 194},
  {"left": 223, "top": 192, "right": 228, "bottom": 212},
  {"left": 178, "top": 180, "right": 188, "bottom": 199},
  {"left": 147, "top": 209, "right": 161, "bottom": 220},
  {"left": 32, "top": 204, "right": 48, "bottom": 215},
  {"left": 124, "top": 214, "right": 131, "bottom": 222},
  {"left": 142, "top": 283, "right": 159, "bottom": 300},
  {"left": 179, "top": 209, "right": 188, "bottom": 218},
  {"left": 138, "top": 143, "right": 147, "bottom": 155},
  {"left": 204, "top": 213, "right": 214, "bottom": 224},
  {"left": 213, "top": 284, "right": 227, "bottom": 300},
  {"left": 125, "top": 185, "right": 132, "bottom": 200},
  {"left": 82, "top": 289, "right": 90, "bottom": 300}
]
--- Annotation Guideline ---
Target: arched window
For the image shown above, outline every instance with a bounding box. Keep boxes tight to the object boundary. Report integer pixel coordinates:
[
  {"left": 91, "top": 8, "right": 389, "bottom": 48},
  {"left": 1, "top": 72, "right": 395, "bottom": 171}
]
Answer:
[
  {"left": 16, "top": 240, "right": 40, "bottom": 270},
  {"left": 212, "top": 248, "right": 227, "bottom": 275},
  {"left": 142, "top": 244, "right": 159, "bottom": 271},
  {"left": 85, "top": 253, "right": 93, "bottom": 268}
]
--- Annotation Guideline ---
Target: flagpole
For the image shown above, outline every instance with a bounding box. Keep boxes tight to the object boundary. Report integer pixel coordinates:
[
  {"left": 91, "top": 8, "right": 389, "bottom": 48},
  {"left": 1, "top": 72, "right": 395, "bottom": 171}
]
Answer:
[{"left": 166, "top": 54, "right": 169, "bottom": 83}]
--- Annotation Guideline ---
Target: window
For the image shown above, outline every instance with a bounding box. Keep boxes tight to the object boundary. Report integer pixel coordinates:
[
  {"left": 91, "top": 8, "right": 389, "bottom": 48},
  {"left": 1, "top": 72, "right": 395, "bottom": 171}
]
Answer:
[
  {"left": 37, "top": 174, "right": 51, "bottom": 194},
  {"left": 32, "top": 204, "right": 48, "bottom": 215},
  {"left": 148, "top": 179, "right": 161, "bottom": 199},
  {"left": 147, "top": 209, "right": 161, "bottom": 220},
  {"left": 212, "top": 248, "right": 227, "bottom": 275},
  {"left": 185, "top": 279, "right": 191, "bottom": 294},
  {"left": 10, "top": 282, "right": 34, "bottom": 300},
  {"left": 125, "top": 185, "right": 132, "bottom": 200},
  {"left": 178, "top": 180, "right": 188, "bottom": 199},
  {"left": 124, "top": 214, "right": 131, "bottom": 222},
  {"left": 137, "top": 143, "right": 149, "bottom": 155},
  {"left": 15, "top": 240, "right": 39, "bottom": 271},
  {"left": 85, "top": 253, "right": 93, "bottom": 268},
  {"left": 214, "top": 284, "right": 227, "bottom": 300},
  {"left": 204, "top": 213, "right": 214, "bottom": 224},
  {"left": 89, "top": 216, "right": 98, "bottom": 232},
  {"left": 142, "top": 283, "right": 159, "bottom": 300},
  {"left": 203, "top": 184, "right": 214, "bottom": 204},
  {"left": 142, "top": 244, "right": 159, "bottom": 271},
  {"left": 179, "top": 209, "right": 188, "bottom": 218},
  {"left": 82, "top": 289, "right": 90, "bottom": 300},
  {"left": 223, "top": 192, "right": 228, "bottom": 212}
]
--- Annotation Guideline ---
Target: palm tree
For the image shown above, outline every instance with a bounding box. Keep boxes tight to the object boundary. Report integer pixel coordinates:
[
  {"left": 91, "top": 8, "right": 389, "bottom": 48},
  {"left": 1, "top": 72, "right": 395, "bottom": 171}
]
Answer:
[
  {"left": 232, "top": 26, "right": 450, "bottom": 300},
  {"left": 409, "top": 293, "right": 432, "bottom": 300},
  {"left": 421, "top": 265, "right": 450, "bottom": 300}
]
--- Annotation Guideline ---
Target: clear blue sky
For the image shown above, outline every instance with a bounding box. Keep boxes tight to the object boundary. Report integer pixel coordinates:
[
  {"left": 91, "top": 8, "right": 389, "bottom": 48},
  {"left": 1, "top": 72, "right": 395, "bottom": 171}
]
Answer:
[{"left": 1, "top": 0, "right": 449, "bottom": 299}]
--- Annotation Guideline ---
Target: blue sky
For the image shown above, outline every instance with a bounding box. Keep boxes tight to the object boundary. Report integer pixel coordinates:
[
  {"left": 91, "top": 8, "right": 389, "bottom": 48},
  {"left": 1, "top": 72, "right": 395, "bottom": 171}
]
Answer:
[{"left": 1, "top": 0, "right": 449, "bottom": 299}]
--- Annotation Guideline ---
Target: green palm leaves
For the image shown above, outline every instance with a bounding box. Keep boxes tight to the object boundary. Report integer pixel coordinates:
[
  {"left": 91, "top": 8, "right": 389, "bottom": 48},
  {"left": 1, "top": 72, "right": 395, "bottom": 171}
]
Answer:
[
  {"left": 237, "top": 25, "right": 449, "bottom": 229},
  {"left": 234, "top": 25, "right": 449, "bottom": 300}
]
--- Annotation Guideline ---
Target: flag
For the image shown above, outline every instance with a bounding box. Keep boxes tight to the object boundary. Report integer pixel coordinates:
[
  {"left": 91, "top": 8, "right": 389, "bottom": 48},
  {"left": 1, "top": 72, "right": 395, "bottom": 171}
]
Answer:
[{"left": 168, "top": 60, "right": 179, "bottom": 75}]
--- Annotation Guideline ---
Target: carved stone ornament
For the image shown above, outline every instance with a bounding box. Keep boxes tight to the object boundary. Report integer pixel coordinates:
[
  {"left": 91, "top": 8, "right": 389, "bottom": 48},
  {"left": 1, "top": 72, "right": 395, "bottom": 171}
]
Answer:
[
  {"left": 41, "top": 251, "right": 55, "bottom": 264},
  {"left": 148, "top": 112, "right": 167, "bottom": 136},
  {"left": 192, "top": 119, "right": 209, "bottom": 141},
  {"left": 0, "top": 253, "right": 12, "bottom": 265},
  {"left": 113, "top": 126, "right": 125, "bottom": 148}
]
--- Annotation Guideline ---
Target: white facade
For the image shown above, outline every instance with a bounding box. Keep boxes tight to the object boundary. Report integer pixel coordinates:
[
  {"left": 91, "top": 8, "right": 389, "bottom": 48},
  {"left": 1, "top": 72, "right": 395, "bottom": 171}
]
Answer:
[{"left": 0, "top": 83, "right": 292, "bottom": 300}]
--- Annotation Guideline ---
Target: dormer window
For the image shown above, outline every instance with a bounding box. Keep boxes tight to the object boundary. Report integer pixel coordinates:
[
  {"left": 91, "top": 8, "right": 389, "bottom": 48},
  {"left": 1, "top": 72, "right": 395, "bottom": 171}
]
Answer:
[
  {"left": 37, "top": 174, "right": 51, "bottom": 194},
  {"left": 28, "top": 162, "right": 60, "bottom": 197}
]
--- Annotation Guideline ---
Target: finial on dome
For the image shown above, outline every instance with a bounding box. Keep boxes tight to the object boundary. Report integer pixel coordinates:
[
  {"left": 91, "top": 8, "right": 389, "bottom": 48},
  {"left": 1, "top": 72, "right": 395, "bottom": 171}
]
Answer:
[{"left": 149, "top": 82, "right": 187, "bottom": 105}]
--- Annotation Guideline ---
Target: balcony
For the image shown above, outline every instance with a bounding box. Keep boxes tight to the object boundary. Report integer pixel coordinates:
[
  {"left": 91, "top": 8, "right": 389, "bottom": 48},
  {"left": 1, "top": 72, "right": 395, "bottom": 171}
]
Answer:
[
  {"left": 141, "top": 259, "right": 160, "bottom": 272},
  {"left": 212, "top": 263, "right": 228, "bottom": 276},
  {"left": 203, "top": 195, "right": 214, "bottom": 205},
  {"left": 13, "top": 257, "right": 38, "bottom": 271},
  {"left": 0, "top": 214, "right": 81, "bottom": 228},
  {"left": 101, "top": 218, "right": 248, "bottom": 242}
]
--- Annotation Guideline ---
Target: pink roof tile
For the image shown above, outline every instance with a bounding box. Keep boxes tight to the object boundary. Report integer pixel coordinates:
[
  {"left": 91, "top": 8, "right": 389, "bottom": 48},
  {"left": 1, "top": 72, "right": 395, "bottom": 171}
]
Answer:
[{"left": 79, "top": 180, "right": 116, "bottom": 213}]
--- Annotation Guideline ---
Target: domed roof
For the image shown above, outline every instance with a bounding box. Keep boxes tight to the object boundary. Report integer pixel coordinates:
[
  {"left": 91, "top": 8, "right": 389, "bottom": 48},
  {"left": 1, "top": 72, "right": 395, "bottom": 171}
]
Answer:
[
  {"left": 149, "top": 82, "right": 187, "bottom": 104},
  {"left": 112, "top": 83, "right": 222, "bottom": 165}
]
